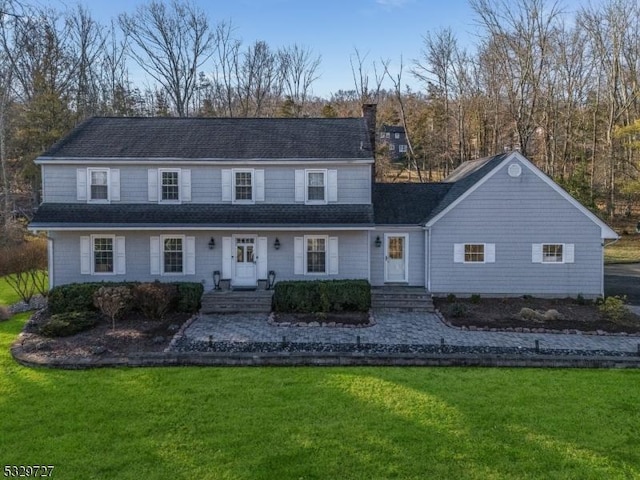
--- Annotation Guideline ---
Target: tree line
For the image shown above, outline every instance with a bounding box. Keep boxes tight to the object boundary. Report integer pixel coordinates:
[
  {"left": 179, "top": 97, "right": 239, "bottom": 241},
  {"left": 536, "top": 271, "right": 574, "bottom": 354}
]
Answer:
[{"left": 0, "top": 0, "right": 639, "bottom": 244}]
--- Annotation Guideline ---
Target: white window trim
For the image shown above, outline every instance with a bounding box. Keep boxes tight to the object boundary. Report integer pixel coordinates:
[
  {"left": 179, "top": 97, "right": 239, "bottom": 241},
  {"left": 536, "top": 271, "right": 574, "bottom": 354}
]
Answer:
[
  {"left": 304, "top": 234, "right": 328, "bottom": 275},
  {"left": 87, "top": 168, "right": 110, "bottom": 203},
  {"left": 160, "top": 234, "right": 186, "bottom": 275},
  {"left": 541, "top": 243, "right": 565, "bottom": 264},
  {"left": 158, "top": 168, "right": 181, "bottom": 204},
  {"left": 232, "top": 168, "right": 255, "bottom": 204},
  {"left": 305, "top": 169, "right": 327, "bottom": 205},
  {"left": 91, "top": 234, "right": 116, "bottom": 275}
]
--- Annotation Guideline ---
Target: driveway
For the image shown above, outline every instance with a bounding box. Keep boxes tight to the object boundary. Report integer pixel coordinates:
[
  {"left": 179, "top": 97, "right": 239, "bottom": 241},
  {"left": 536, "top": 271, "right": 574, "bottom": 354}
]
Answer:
[{"left": 605, "top": 263, "right": 640, "bottom": 303}]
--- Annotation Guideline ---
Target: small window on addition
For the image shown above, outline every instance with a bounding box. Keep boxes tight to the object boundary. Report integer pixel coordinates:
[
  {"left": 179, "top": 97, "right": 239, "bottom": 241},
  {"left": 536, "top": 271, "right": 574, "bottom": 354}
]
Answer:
[
  {"left": 464, "top": 244, "right": 485, "bottom": 263},
  {"left": 542, "top": 244, "right": 563, "bottom": 263}
]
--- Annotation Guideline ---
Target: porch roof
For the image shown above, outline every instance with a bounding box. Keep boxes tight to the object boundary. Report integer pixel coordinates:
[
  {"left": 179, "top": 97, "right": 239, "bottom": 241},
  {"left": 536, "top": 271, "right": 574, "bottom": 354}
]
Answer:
[{"left": 29, "top": 203, "right": 375, "bottom": 229}]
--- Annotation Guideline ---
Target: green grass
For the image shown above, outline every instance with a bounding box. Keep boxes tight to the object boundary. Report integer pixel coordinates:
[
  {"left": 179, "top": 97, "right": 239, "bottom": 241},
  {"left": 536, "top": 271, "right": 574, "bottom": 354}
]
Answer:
[
  {"left": 0, "top": 275, "right": 21, "bottom": 305},
  {"left": 605, "top": 235, "right": 640, "bottom": 264},
  {"left": 1, "top": 316, "right": 640, "bottom": 479}
]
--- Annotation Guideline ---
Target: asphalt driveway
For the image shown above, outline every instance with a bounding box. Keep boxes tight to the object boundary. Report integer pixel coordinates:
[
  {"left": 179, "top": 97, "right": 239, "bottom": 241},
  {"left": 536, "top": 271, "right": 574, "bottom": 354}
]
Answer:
[{"left": 605, "top": 263, "right": 640, "bottom": 303}]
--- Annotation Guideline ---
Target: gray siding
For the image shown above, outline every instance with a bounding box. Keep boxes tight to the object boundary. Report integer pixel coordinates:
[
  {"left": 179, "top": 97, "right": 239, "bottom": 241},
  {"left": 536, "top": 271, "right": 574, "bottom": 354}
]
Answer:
[
  {"left": 49, "top": 230, "right": 369, "bottom": 289},
  {"left": 369, "top": 229, "right": 425, "bottom": 287},
  {"left": 41, "top": 163, "right": 371, "bottom": 204},
  {"left": 430, "top": 159, "right": 604, "bottom": 297}
]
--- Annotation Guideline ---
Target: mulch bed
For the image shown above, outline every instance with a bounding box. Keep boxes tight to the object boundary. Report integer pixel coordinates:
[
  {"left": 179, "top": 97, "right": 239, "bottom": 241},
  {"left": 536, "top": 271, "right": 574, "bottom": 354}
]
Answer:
[
  {"left": 17, "top": 309, "right": 191, "bottom": 358},
  {"left": 434, "top": 297, "right": 640, "bottom": 334}
]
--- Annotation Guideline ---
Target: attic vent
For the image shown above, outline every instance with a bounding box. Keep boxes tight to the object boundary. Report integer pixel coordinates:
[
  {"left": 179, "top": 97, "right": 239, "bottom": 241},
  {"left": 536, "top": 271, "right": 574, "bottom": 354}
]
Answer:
[{"left": 508, "top": 163, "right": 522, "bottom": 177}]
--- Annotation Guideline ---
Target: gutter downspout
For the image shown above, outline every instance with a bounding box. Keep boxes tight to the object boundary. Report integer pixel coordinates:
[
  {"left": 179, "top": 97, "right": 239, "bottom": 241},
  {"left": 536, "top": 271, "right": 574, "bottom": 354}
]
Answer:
[
  {"left": 425, "top": 226, "right": 431, "bottom": 292},
  {"left": 47, "top": 235, "right": 54, "bottom": 290}
]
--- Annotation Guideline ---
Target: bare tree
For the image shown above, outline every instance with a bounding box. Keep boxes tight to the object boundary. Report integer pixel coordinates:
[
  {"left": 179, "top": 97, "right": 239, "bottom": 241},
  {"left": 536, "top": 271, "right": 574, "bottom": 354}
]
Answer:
[
  {"left": 279, "top": 44, "right": 321, "bottom": 117},
  {"left": 471, "top": 0, "right": 562, "bottom": 157},
  {"left": 119, "top": 0, "right": 215, "bottom": 117},
  {"left": 350, "top": 48, "right": 386, "bottom": 104},
  {"left": 67, "top": 5, "right": 105, "bottom": 120}
]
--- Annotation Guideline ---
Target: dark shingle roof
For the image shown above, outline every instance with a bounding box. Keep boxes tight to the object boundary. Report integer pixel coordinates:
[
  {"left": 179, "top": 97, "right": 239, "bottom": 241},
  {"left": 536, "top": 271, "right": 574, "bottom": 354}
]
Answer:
[
  {"left": 30, "top": 203, "right": 374, "bottom": 228},
  {"left": 40, "top": 117, "right": 374, "bottom": 160},
  {"left": 372, "top": 183, "right": 452, "bottom": 224}
]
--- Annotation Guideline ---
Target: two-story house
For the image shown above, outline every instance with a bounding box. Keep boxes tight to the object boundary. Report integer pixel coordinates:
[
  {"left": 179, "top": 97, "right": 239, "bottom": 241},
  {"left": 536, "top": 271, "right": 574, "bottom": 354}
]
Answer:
[{"left": 30, "top": 106, "right": 618, "bottom": 298}]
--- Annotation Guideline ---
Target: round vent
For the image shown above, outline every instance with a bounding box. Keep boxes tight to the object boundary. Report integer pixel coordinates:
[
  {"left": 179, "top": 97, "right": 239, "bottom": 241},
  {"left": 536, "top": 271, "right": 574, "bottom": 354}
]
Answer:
[{"left": 508, "top": 163, "right": 522, "bottom": 177}]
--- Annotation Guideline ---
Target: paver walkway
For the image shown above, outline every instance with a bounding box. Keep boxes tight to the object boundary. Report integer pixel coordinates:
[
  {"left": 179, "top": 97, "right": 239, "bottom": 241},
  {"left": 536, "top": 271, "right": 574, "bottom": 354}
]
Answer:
[{"left": 179, "top": 311, "right": 640, "bottom": 353}]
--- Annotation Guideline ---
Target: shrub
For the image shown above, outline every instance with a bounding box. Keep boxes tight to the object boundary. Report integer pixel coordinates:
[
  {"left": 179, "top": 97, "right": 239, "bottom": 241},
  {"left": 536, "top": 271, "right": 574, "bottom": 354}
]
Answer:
[
  {"left": 470, "top": 294, "right": 481, "bottom": 304},
  {"left": 273, "top": 280, "right": 370, "bottom": 313},
  {"left": 0, "top": 238, "right": 48, "bottom": 302},
  {"left": 176, "top": 282, "right": 204, "bottom": 313},
  {"left": 446, "top": 293, "right": 457, "bottom": 303},
  {"left": 93, "top": 286, "right": 133, "bottom": 329},
  {"left": 133, "top": 282, "right": 177, "bottom": 320},
  {"left": 448, "top": 302, "right": 468, "bottom": 318},
  {"left": 49, "top": 283, "right": 103, "bottom": 314},
  {"left": 39, "top": 311, "right": 98, "bottom": 337},
  {"left": 598, "top": 296, "right": 628, "bottom": 324}
]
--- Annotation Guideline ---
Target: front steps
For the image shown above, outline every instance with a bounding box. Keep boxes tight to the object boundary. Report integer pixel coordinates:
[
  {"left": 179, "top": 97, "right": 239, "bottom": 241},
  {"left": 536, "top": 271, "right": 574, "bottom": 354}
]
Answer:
[
  {"left": 201, "top": 289, "right": 273, "bottom": 314},
  {"left": 371, "top": 286, "right": 435, "bottom": 313},
  {"left": 201, "top": 286, "right": 433, "bottom": 314}
]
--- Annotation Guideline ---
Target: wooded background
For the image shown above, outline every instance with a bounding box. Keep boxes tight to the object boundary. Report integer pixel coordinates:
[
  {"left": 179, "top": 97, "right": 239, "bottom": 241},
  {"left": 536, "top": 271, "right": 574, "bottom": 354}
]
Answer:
[{"left": 1, "top": 0, "right": 639, "bottom": 244}]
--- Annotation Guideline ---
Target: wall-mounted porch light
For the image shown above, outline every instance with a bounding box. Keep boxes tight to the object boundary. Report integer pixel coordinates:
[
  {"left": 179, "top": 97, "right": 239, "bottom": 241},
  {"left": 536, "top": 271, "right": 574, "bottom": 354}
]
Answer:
[
  {"left": 208, "top": 237, "right": 216, "bottom": 249},
  {"left": 375, "top": 236, "right": 382, "bottom": 248},
  {"left": 274, "top": 238, "right": 281, "bottom": 250}
]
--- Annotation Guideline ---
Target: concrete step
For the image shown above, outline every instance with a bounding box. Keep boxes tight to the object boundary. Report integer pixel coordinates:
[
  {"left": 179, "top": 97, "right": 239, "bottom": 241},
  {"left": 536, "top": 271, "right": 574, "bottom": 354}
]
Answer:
[
  {"left": 371, "top": 288, "right": 434, "bottom": 312},
  {"left": 201, "top": 290, "right": 273, "bottom": 314}
]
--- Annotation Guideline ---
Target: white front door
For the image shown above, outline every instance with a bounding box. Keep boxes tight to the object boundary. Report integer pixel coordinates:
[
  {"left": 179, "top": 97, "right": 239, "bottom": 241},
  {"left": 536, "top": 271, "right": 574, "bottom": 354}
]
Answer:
[
  {"left": 384, "top": 234, "right": 408, "bottom": 283},
  {"left": 233, "top": 236, "right": 257, "bottom": 287}
]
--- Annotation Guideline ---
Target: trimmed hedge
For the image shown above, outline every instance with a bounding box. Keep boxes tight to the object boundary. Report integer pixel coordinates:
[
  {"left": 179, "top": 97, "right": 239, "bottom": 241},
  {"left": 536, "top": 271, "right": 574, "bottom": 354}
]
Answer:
[
  {"left": 273, "top": 280, "right": 371, "bottom": 313},
  {"left": 40, "top": 311, "right": 98, "bottom": 337},
  {"left": 49, "top": 281, "right": 203, "bottom": 315}
]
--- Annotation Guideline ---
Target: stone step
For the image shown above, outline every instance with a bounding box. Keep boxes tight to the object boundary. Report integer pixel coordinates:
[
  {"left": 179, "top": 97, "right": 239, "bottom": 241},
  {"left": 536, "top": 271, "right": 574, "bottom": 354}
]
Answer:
[{"left": 201, "top": 290, "right": 273, "bottom": 314}]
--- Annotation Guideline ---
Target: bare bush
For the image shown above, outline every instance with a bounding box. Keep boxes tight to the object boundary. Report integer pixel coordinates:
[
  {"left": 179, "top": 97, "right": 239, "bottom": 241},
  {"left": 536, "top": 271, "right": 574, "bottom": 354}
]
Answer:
[
  {"left": 93, "top": 286, "right": 133, "bottom": 329},
  {"left": 0, "top": 238, "right": 48, "bottom": 302},
  {"left": 133, "top": 282, "right": 177, "bottom": 320}
]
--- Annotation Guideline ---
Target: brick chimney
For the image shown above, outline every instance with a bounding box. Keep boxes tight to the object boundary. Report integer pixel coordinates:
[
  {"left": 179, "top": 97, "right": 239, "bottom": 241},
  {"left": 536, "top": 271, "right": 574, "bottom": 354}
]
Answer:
[{"left": 362, "top": 103, "right": 377, "bottom": 181}]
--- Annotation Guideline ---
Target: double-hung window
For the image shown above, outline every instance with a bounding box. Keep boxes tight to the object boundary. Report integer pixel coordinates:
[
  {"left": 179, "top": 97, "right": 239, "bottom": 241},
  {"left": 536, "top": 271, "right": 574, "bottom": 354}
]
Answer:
[
  {"left": 149, "top": 168, "right": 190, "bottom": 203},
  {"left": 93, "top": 236, "right": 114, "bottom": 273},
  {"left": 542, "top": 244, "right": 563, "bottom": 263},
  {"left": 532, "top": 243, "right": 573, "bottom": 264},
  {"left": 464, "top": 244, "right": 485, "bottom": 263},
  {"left": 307, "top": 170, "right": 326, "bottom": 203},
  {"left": 234, "top": 170, "right": 253, "bottom": 202},
  {"left": 88, "top": 168, "right": 109, "bottom": 202},
  {"left": 80, "top": 235, "right": 125, "bottom": 275},
  {"left": 454, "top": 243, "right": 495, "bottom": 264},
  {"left": 160, "top": 169, "right": 180, "bottom": 202},
  {"left": 163, "top": 237, "right": 184, "bottom": 274},
  {"left": 306, "top": 236, "right": 327, "bottom": 274}
]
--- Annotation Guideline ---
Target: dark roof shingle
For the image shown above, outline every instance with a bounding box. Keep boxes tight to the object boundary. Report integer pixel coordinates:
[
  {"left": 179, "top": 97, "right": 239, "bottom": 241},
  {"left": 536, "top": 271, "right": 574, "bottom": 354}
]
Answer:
[
  {"left": 40, "top": 117, "right": 374, "bottom": 160},
  {"left": 372, "top": 183, "right": 452, "bottom": 224},
  {"left": 30, "top": 203, "right": 374, "bottom": 228}
]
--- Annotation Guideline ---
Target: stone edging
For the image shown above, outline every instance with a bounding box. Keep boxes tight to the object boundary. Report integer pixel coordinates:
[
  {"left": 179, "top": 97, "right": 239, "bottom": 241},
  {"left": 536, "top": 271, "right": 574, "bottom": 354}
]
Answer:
[
  {"left": 435, "top": 310, "right": 640, "bottom": 337},
  {"left": 10, "top": 344, "right": 640, "bottom": 369}
]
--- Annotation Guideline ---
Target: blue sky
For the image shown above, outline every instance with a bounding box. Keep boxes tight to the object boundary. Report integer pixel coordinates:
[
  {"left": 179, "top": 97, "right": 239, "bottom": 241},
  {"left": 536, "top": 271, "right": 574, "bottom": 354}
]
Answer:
[{"left": 49, "top": 0, "right": 596, "bottom": 97}]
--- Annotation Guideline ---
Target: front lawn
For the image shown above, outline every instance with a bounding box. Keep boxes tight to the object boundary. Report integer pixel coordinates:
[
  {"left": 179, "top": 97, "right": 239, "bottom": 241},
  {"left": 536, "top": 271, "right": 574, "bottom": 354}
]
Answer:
[
  {"left": 1, "top": 316, "right": 639, "bottom": 479},
  {"left": 0, "top": 274, "right": 21, "bottom": 305},
  {"left": 605, "top": 234, "right": 640, "bottom": 264}
]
